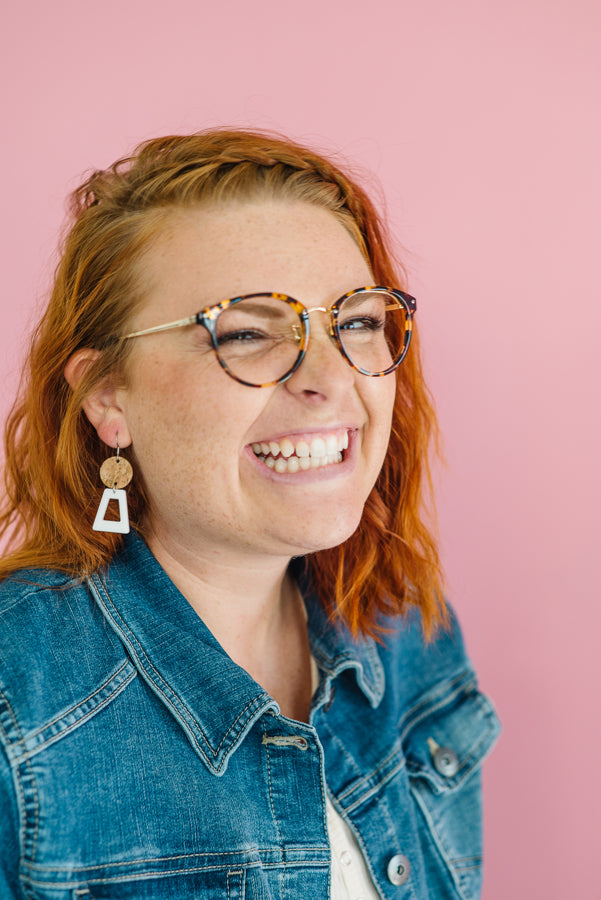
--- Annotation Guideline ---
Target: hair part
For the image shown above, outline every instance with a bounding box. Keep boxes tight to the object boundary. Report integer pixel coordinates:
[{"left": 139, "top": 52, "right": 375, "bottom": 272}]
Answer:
[{"left": 0, "top": 128, "right": 446, "bottom": 638}]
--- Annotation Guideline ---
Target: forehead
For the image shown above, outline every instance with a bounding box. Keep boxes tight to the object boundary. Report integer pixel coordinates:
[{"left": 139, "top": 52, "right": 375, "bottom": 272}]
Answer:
[{"left": 133, "top": 200, "right": 372, "bottom": 317}]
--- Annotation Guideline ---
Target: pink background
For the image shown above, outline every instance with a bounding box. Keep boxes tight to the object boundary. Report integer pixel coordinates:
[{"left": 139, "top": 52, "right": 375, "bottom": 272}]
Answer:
[{"left": 2, "top": 1, "right": 600, "bottom": 896}]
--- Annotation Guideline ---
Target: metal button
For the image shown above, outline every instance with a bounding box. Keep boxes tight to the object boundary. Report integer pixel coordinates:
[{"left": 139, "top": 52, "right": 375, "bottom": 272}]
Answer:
[
  {"left": 387, "top": 854, "right": 411, "bottom": 885},
  {"left": 433, "top": 746, "right": 459, "bottom": 777}
]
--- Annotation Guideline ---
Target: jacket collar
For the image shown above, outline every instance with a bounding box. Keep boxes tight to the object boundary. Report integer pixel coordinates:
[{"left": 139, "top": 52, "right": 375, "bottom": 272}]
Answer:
[{"left": 87, "top": 533, "right": 384, "bottom": 776}]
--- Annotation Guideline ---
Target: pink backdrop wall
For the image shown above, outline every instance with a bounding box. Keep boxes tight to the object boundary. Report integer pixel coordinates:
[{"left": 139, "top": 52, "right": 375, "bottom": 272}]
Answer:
[{"left": 2, "top": 1, "right": 600, "bottom": 896}]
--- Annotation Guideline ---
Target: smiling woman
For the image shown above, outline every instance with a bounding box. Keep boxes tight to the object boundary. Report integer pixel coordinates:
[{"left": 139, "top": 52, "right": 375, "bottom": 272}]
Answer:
[{"left": 0, "top": 130, "right": 499, "bottom": 900}]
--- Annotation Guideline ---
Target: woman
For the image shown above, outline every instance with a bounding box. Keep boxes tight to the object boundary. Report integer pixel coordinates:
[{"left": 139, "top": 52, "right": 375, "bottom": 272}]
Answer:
[{"left": 0, "top": 131, "right": 499, "bottom": 899}]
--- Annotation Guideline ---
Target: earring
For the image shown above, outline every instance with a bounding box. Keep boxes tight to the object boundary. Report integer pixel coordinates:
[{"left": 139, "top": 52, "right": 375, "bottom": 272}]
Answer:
[{"left": 92, "top": 441, "right": 133, "bottom": 534}]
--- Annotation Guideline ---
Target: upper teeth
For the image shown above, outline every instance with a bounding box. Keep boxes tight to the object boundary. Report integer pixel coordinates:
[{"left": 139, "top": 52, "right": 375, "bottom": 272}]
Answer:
[{"left": 251, "top": 431, "right": 349, "bottom": 473}]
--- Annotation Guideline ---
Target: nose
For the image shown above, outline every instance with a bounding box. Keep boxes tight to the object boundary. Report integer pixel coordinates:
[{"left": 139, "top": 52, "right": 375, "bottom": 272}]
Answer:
[{"left": 284, "top": 308, "right": 355, "bottom": 401}]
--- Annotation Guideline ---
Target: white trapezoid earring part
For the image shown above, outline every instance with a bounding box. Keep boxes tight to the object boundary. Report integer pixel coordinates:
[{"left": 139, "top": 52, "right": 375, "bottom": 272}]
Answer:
[{"left": 92, "top": 441, "right": 133, "bottom": 534}]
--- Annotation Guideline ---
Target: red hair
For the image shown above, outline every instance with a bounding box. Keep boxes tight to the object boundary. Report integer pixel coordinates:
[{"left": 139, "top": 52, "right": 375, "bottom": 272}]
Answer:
[{"left": 0, "top": 130, "right": 446, "bottom": 637}]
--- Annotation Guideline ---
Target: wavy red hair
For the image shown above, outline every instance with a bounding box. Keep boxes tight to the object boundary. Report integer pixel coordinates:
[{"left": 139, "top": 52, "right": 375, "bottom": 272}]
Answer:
[{"left": 0, "top": 130, "right": 446, "bottom": 637}]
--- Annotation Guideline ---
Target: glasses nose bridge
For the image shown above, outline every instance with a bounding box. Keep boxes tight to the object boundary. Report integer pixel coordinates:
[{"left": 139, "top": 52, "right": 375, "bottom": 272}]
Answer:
[{"left": 306, "top": 305, "right": 336, "bottom": 340}]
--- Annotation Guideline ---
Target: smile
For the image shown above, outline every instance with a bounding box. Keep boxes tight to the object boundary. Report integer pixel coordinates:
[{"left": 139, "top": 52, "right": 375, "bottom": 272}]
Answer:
[{"left": 251, "top": 430, "right": 349, "bottom": 474}]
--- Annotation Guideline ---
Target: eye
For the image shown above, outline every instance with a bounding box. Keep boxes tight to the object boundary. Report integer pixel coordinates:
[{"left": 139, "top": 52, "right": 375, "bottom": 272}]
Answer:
[
  {"left": 339, "top": 314, "right": 385, "bottom": 333},
  {"left": 217, "top": 328, "right": 269, "bottom": 345}
]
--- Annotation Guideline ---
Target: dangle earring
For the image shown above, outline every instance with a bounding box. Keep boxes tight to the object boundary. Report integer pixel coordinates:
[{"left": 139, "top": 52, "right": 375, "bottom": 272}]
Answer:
[{"left": 92, "top": 439, "right": 133, "bottom": 534}]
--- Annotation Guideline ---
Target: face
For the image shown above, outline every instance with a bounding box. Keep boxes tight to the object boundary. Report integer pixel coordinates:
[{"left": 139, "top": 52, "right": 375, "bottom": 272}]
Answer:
[{"left": 114, "top": 200, "right": 396, "bottom": 564}]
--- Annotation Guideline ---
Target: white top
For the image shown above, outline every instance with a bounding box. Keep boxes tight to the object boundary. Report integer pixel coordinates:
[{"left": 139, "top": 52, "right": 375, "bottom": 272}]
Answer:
[
  {"left": 326, "top": 796, "right": 380, "bottom": 900},
  {"left": 310, "top": 657, "right": 380, "bottom": 899}
]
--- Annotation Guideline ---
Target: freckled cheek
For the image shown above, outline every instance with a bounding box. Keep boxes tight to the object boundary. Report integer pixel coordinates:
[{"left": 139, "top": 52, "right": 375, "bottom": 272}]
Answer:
[
  {"left": 125, "top": 362, "right": 257, "bottom": 479},
  {"left": 364, "top": 377, "right": 395, "bottom": 435}
]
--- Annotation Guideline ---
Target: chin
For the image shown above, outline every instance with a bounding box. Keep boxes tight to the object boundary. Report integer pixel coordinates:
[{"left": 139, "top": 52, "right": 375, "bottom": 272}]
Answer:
[{"left": 284, "top": 508, "right": 364, "bottom": 556}]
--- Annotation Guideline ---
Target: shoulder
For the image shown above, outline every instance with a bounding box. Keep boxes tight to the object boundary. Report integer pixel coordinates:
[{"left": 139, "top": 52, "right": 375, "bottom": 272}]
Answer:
[
  {"left": 379, "top": 602, "right": 472, "bottom": 695},
  {"left": 0, "top": 566, "right": 130, "bottom": 749},
  {"left": 0, "top": 566, "right": 100, "bottom": 654},
  {"left": 376, "top": 601, "right": 500, "bottom": 769},
  {"left": 373, "top": 601, "right": 496, "bottom": 730},
  {"left": 0, "top": 565, "right": 76, "bottom": 609}
]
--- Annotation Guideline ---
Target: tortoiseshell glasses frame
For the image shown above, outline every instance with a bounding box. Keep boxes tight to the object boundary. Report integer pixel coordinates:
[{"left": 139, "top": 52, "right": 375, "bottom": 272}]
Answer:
[{"left": 120, "top": 286, "right": 417, "bottom": 388}]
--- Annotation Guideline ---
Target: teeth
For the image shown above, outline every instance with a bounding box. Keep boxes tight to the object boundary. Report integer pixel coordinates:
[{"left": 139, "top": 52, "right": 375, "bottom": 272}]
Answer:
[
  {"left": 259, "top": 452, "right": 343, "bottom": 473},
  {"left": 279, "top": 438, "right": 294, "bottom": 458},
  {"left": 310, "top": 438, "right": 326, "bottom": 458},
  {"left": 251, "top": 430, "right": 350, "bottom": 474}
]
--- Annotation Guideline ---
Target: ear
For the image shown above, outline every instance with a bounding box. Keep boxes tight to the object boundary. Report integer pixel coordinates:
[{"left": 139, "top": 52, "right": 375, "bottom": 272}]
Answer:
[{"left": 64, "top": 348, "right": 132, "bottom": 449}]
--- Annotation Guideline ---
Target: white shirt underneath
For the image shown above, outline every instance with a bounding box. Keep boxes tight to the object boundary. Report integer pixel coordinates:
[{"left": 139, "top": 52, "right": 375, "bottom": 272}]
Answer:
[
  {"left": 326, "top": 796, "right": 380, "bottom": 900},
  {"left": 310, "top": 656, "right": 379, "bottom": 899}
]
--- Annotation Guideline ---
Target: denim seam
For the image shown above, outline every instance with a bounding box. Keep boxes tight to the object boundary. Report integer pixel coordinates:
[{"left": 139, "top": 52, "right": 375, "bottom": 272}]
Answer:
[
  {"left": 410, "top": 784, "right": 472, "bottom": 900},
  {"left": 405, "top": 701, "right": 499, "bottom": 792},
  {"left": 326, "top": 790, "right": 388, "bottom": 899},
  {"left": 261, "top": 721, "right": 285, "bottom": 900},
  {"left": 17, "top": 659, "right": 133, "bottom": 743},
  {"left": 8, "top": 663, "right": 137, "bottom": 765},
  {"left": 309, "top": 724, "right": 330, "bottom": 897},
  {"left": 26, "top": 846, "right": 330, "bottom": 872},
  {"left": 397, "top": 670, "right": 476, "bottom": 739},
  {"left": 226, "top": 868, "right": 243, "bottom": 900},
  {"left": 452, "top": 855, "right": 483, "bottom": 871},
  {"left": 343, "top": 759, "right": 406, "bottom": 814},
  {"left": 90, "top": 574, "right": 271, "bottom": 771},
  {"left": 325, "top": 719, "right": 405, "bottom": 806},
  {"left": 0, "top": 577, "right": 76, "bottom": 614},
  {"left": 25, "top": 857, "right": 331, "bottom": 889},
  {"left": 0, "top": 687, "right": 40, "bottom": 890}
]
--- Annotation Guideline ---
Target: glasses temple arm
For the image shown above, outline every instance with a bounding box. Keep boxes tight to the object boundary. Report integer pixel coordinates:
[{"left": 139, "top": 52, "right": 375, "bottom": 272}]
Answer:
[{"left": 121, "top": 315, "right": 198, "bottom": 340}]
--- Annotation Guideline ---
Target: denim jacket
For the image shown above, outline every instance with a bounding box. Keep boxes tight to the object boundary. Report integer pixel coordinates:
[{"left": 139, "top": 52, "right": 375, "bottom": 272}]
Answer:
[{"left": 0, "top": 533, "right": 500, "bottom": 900}]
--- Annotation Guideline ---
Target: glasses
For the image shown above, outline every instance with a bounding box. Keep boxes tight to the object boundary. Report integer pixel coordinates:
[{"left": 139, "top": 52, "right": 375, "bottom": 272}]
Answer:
[{"left": 121, "top": 286, "right": 417, "bottom": 388}]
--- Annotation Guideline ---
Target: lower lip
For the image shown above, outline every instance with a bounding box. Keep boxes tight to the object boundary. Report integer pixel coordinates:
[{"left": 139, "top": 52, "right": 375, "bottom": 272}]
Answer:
[{"left": 245, "top": 430, "right": 358, "bottom": 485}]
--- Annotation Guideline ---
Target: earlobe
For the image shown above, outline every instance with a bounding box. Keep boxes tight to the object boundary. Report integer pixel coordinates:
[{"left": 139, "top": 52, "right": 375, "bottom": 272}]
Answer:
[{"left": 64, "top": 348, "right": 132, "bottom": 449}]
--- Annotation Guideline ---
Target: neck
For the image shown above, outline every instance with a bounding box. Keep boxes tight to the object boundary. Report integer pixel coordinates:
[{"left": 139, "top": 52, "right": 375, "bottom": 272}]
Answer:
[{"left": 146, "top": 529, "right": 313, "bottom": 721}]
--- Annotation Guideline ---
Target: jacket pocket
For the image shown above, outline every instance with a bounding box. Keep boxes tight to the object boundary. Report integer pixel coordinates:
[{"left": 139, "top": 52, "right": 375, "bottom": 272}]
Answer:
[{"left": 402, "top": 673, "right": 500, "bottom": 900}]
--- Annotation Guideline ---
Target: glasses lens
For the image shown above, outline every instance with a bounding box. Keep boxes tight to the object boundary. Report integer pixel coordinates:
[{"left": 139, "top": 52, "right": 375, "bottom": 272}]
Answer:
[
  {"left": 337, "top": 290, "right": 409, "bottom": 375},
  {"left": 215, "top": 296, "right": 304, "bottom": 386}
]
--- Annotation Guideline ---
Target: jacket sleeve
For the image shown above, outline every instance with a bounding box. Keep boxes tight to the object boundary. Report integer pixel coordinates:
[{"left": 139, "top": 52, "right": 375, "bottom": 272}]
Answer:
[{"left": 0, "top": 742, "right": 24, "bottom": 899}]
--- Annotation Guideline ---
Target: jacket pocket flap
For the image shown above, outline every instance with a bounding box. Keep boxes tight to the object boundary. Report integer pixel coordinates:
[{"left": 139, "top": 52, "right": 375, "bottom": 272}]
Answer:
[{"left": 403, "top": 676, "right": 500, "bottom": 795}]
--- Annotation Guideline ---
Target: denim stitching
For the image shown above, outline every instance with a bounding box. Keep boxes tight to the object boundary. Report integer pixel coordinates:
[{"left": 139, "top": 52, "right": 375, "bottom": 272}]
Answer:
[
  {"left": 397, "top": 670, "right": 476, "bottom": 738},
  {"left": 322, "top": 716, "right": 406, "bottom": 806},
  {"left": 261, "top": 721, "right": 285, "bottom": 900},
  {"left": 0, "top": 686, "right": 40, "bottom": 879},
  {"left": 404, "top": 696, "right": 499, "bottom": 792},
  {"left": 410, "top": 784, "right": 469, "bottom": 899},
  {"left": 90, "top": 574, "right": 272, "bottom": 770},
  {"left": 23, "top": 660, "right": 132, "bottom": 741},
  {"left": 26, "top": 846, "right": 330, "bottom": 872},
  {"left": 327, "top": 791, "right": 388, "bottom": 899},
  {"left": 25, "top": 857, "right": 330, "bottom": 890},
  {"left": 9, "top": 665, "right": 136, "bottom": 765},
  {"left": 226, "top": 868, "right": 243, "bottom": 900}
]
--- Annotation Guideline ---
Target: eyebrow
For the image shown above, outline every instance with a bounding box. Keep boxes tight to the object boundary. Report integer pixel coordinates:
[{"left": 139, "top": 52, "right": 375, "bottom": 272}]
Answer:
[{"left": 220, "top": 301, "right": 291, "bottom": 321}]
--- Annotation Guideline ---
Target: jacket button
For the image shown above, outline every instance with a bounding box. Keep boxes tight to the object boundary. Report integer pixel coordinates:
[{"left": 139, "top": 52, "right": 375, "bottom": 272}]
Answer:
[
  {"left": 433, "top": 746, "right": 459, "bottom": 777},
  {"left": 387, "top": 854, "right": 411, "bottom": 885}
]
